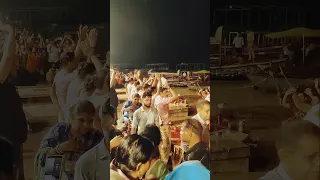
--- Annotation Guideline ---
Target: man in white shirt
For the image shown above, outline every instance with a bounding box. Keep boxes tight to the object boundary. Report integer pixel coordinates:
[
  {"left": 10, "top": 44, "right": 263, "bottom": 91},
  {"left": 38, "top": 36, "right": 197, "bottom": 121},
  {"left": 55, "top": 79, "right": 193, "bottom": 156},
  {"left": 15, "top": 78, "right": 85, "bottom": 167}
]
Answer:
[
  {"left": 157, "top": 75, "right": 168, "bottom": 88},
  {"left": 66, "top": 62, "right": 95, "bottom": 108},
  {"left": 260, "top": 120, "right": 320, "bottom": 180},
  {"left": 131, "top": 92, "right": 159, "bottom": 134},
  {"left": 246, "top": 30, "right": 255, "bottom": 62},
  {"left": 192, "top": 99, "right": 210, "bottom": 146},
  {"left": 47, "top": 40, "right": 61, "bottom": 66},
  {"left": 126, "top": 78, "right": 134, "bottom": 100},
  {"left": 233, "top": 32, "right": 244, "bottom": 59}
]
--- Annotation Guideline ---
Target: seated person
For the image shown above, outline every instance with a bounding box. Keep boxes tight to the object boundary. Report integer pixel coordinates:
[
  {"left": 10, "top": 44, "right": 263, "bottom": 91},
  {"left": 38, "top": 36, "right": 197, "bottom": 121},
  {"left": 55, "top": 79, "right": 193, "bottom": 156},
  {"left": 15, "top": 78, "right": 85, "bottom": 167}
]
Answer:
[
  {"left": 260, "top": 120, "right": 320, "bottom": 180},
  {"left": 33, "top": 100, "right": 103, "bottom": 180}
]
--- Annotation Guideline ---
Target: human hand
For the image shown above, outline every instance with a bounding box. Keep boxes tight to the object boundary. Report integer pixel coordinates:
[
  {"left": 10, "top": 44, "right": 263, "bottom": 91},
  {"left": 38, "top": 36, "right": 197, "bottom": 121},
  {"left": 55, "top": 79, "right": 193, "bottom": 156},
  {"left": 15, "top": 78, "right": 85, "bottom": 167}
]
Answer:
[
  {"left": 77, "top": 25, "right": 89, "bottom": 41},
  {"left": 86, "top": 28, "right": 98, "bottom": 48},
  {"left": 314, "top": 78, "right": 319, "bottom": 88},
  {"left": 285, "top": 87, "right": 296, "bottom": 95},
  {"left": 59, "top": 137, "right": 82, "bottom": 152},
  {"left": 110, "top": 136, "right": 123, "bottom": 150},
  {"left": 171, "top": 145, "right": 184, "bottom": 169},
  {"left": 304, "top": 88, "right": 312, "bottom": 96}
]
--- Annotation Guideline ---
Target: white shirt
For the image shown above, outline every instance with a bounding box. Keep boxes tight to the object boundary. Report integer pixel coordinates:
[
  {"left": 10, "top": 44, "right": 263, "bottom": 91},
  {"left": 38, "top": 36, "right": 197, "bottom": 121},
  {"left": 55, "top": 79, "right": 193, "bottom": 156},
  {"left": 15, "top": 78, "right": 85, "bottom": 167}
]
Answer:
[
  {"left": 66, "top": 76, "right": 84, "bottom": 108},
  {"left": 157, "top": 77, "right": 168, "bottom": 88},
  {"left": 233, "top": 36, "right": 244, "bottom": 48},
  {"left": 130, "top": 86, "right": 137, "bottom": 98},
  {"left": 54, "top": 69, "right": 76, "bottom": 122},
  {"left": 47, "top": 44, "right": 60, "bottom": 63},
  {"left": 192, "top": 113, "right": 206, "bottom": 126},
  {"left": 132, "top": 106, "right": 159, "bottom": 134},
  {"left": 127, "top": 83, "right": 134, "bottom": 100},
  {"left": 90, "top": 91, "right": 110, "bottom": 109},
  {"left": 304, "top": 104, "right": 320, "bottom": 127},
  {"left": 205, "top": 95, "right": 210, "bottom": 102}
]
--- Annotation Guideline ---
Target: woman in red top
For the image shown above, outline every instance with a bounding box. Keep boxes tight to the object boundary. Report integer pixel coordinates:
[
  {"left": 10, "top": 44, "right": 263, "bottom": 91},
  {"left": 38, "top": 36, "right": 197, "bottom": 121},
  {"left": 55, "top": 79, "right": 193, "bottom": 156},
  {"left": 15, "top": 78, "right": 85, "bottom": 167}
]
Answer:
[{"left": 26, "top": 47, "right": 40, "bottom": 73}]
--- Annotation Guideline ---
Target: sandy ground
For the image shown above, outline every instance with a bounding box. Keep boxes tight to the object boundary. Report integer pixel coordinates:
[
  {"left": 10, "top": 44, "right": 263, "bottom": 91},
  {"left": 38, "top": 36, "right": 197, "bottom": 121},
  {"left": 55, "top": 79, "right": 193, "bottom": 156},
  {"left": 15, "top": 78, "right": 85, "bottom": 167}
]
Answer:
[{"left": 22, "top": 87, "right": 200, "bottom": 179}]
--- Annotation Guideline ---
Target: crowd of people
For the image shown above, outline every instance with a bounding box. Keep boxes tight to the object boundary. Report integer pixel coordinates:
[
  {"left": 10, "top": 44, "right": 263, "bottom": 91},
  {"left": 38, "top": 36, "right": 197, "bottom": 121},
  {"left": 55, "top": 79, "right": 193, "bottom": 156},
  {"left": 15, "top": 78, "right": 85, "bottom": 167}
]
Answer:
[
  {"left": 1, "top": 21, "right": 211, "bottom": 180},
  {"left": 1, "top": 26, "right": 78, "bottom": 85}
]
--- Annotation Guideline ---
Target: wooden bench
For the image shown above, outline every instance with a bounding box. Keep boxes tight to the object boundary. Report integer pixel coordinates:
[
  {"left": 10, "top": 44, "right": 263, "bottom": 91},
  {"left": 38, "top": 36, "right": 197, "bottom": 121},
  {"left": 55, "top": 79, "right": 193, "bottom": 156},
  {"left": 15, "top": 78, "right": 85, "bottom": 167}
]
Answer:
[
  {"left": 17, "top": 86, "right": 51, "bottom": 99},
  {"left": 211, "top": 139, "right": 250, "bottom": 173}
]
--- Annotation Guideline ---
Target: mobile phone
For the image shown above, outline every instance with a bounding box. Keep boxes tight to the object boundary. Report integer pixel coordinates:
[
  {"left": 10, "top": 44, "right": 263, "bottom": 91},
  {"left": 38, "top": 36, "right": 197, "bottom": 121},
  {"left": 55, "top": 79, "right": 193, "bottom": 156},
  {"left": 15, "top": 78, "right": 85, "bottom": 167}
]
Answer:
[{"left": 44, "top": 155, "right": 64, "bottom": 180}]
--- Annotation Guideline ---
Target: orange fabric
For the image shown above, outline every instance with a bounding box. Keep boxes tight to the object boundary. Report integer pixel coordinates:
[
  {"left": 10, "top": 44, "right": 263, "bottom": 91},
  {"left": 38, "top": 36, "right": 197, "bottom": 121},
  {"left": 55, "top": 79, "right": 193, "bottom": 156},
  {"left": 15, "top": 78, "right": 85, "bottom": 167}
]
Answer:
[{"left": 26, "top": 53, "right": 40, "bottom": 72}]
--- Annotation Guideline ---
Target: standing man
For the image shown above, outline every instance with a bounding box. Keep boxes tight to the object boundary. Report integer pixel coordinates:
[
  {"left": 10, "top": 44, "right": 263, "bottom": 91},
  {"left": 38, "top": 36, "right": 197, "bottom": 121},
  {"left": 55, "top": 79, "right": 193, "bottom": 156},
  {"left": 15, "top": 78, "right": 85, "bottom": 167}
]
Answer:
[
  {"left": 154, "top": 86, "right": 179, "bottom": 164},
  {"left": 246, "top": 30, "right": 255, "bottom": 62},
  {"left": 131, "top": 92, "right": 159, "bottom": 134},
  {"left": 192, "top": 99, "right": 210, "bottom": 146},
  {"left": 232, "top": 32, "right": 244, "bottom": 62}
]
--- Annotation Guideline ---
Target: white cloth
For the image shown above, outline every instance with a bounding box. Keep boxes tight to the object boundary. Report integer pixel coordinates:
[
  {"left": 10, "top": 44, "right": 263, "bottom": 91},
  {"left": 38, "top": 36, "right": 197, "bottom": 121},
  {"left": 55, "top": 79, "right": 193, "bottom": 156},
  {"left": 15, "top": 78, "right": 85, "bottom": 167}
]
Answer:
[
  {"left": 47, "top": 44, "right": 60, "bottom": 63},
  {"left": 192, "top": 114, "right": 206, "bottom": 126},
  {"left": 157, "top": 77, "right": 168, "bottom": 88},
  {"left": 205, "top": 95, "right": 210, "bottom": 102},
  {"left": 54, "top": 69, "right": 76, "bottom": 123},
  {"left": 303, "top": 104, "right": 320, "bottom": 127},
  {"left": 233, "top": 36, "right": 244, "bottom": 48},
  {"left": 66, "top": 76, "right": 84, "bottom": 109},
  {"left": 126, "top": 83, "right": 134, "bottom": 100}
]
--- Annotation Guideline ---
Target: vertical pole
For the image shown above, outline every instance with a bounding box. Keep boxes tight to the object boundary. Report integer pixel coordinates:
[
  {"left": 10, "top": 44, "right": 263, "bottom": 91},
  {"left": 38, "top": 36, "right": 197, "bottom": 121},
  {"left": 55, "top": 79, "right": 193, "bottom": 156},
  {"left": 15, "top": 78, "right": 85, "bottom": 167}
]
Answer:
[{"left": 302, "top": 34, "right": 305, "bottom": 65}]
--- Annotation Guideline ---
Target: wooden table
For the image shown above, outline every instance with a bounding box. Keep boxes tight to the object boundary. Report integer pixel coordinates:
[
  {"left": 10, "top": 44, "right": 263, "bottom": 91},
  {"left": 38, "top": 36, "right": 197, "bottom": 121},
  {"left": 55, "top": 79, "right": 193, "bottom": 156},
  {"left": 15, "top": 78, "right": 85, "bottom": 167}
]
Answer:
[
  {"left": 211, "top": 139, "right": 250, "bottom": 173},
  {"left": 211, "top": 131, "right": 248, "bottom": 142}
]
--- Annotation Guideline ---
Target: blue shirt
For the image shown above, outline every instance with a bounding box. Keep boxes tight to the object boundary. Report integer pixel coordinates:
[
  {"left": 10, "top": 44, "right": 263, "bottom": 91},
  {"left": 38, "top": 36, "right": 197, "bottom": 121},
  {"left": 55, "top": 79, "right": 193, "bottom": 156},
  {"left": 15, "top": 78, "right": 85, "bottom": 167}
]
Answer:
[
  {"left": 40, "top": 122, "right": 103, "bottom": 179},
  {"left": 121, "top": 101, "right": 142, "bottom": 120},
  {"left": 165, "top": 161, "right": 210, "bottom": 180}
]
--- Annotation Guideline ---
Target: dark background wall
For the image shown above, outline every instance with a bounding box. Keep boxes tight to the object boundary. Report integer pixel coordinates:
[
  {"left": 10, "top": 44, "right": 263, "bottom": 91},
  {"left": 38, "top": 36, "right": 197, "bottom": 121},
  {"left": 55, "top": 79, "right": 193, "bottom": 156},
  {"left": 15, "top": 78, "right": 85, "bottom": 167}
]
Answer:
[{"left": 110, "top": 0, "right": 210, "bottom": 69}]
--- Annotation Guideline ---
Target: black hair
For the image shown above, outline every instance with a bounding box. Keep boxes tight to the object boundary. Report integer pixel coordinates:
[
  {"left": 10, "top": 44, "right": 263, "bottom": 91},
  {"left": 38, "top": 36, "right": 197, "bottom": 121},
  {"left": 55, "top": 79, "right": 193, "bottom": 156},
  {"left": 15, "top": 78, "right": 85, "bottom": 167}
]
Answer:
[
  {"left": 77, "top": 62, "right": 96, "bottom": 80},
  {"left": 83, "top": 76, "right": 96, "bottom": 93},
  {"left": 61, "top": 52, "right": 75, "bottom": 67},
  {"left": 69, "top": 100, "right": 96, "bottom": 119},
  {"left": 101, "top": 99, "right": 116, "bottom": 118},
  {"left": 140, "top": 125, "right": 161, "bottom": 147},
  {"left": 114, "top": 134, "right": 154, "bottom": 175},
  {"left": 133, "top": 93, "right": 141, "bottom": 99},
  {"left": 159, "top": 87, "right": 167, "bottom": 93},
  {"left": 142, "top": 92, "right": 152, "bottom": 98}
]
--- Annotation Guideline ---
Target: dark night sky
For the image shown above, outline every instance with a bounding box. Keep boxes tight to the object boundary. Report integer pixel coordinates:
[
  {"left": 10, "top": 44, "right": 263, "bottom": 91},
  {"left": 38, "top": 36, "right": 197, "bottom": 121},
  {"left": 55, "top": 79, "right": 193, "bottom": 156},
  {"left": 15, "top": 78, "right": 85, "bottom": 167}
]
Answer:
[{"left": 110, "top": 0, "right": 210, "bottom": 68}]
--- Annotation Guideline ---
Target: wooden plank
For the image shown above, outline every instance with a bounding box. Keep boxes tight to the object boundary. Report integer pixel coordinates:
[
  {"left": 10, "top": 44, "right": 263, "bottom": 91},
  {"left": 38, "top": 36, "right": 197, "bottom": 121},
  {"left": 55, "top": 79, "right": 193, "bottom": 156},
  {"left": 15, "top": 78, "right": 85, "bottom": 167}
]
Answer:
[
  {"left": 212, "top": 158, "right": 249, "bottom": 173},
  {"left": 211, "top": 139, "right": 250, "bottom": 160},
  {"left": 211, "top": 131, "right": 248, "bottom": 142},
  {"left": 210, "top": 59, "right": 285, "bottom": 70},
  {"left": 211, "top": 139, "right": 250, "bottom": 173},
  {"left": 17, "top": 86, "right": 51, "bottom": 98}
]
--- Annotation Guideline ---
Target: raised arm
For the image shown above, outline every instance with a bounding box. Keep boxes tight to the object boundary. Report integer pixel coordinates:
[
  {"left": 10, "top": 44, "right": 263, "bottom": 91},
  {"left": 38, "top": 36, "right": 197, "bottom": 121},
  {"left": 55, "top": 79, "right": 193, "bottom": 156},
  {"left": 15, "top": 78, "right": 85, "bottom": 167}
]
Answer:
[{"left": 0, "top": 23, "right": 15, "bottom": 83}]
